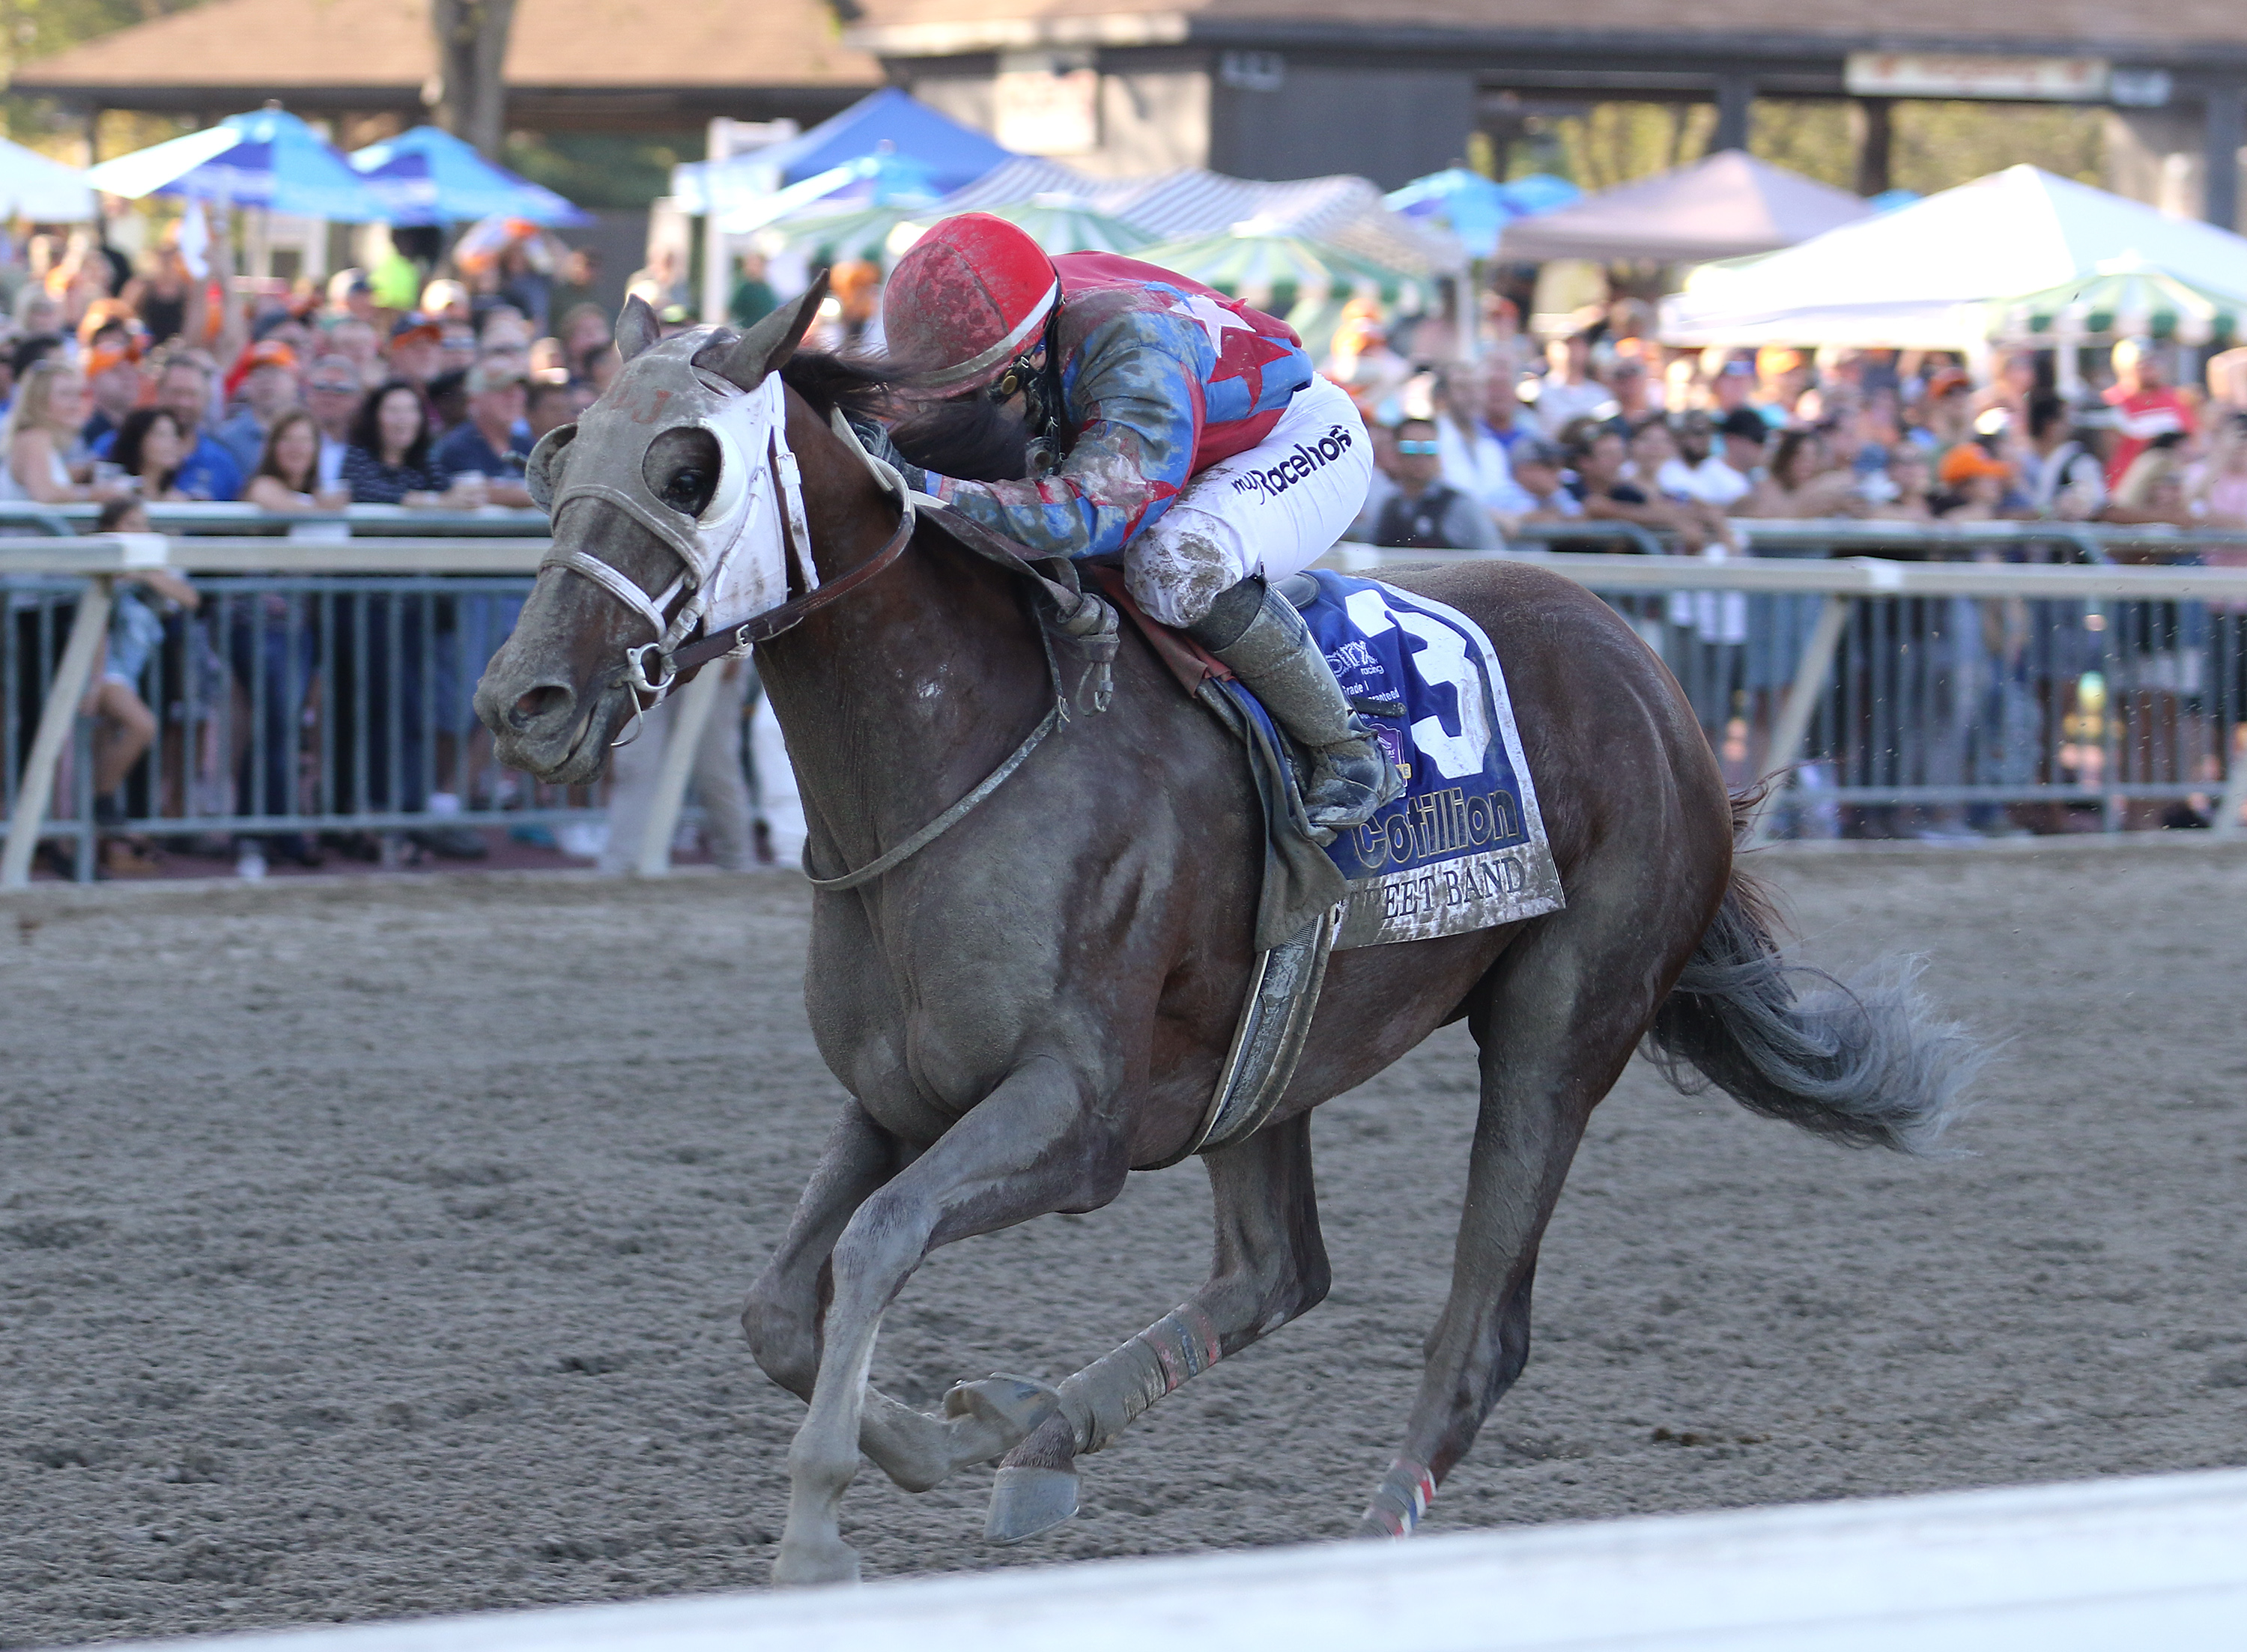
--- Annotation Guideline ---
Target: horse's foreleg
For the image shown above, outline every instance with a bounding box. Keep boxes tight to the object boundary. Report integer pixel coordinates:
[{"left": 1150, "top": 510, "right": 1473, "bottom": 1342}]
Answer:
[
  {"left": 742, "top": 1101, "right": 898, "bottom": 1400},
  {"left": 739, "top": 1103, "right": 1026, "bottom": 1494},
  {"left": 771, "top": 1054, "right": 1124, "bottom": 1588},
  {"left": 1358, "top": 882, "right": 1685, "bottom": 1538},
  {"left": 988, "top": 1111, "right": 1329, "bottom": 1543}
]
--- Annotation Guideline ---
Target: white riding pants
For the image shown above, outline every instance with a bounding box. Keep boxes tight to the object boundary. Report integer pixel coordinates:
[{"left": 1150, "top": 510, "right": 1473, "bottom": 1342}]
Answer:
[{"left": 1125, "top": 375, "right": 1372, "bottom": 628}]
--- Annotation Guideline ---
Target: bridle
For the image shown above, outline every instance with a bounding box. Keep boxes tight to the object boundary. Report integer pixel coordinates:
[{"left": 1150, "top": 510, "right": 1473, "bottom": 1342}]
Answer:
[
  {"left": 539, "top": 370, "right": 867, "bottom": 744},
  {"left": 537, "top": 373, "right": 1115, "bottom": 890}
]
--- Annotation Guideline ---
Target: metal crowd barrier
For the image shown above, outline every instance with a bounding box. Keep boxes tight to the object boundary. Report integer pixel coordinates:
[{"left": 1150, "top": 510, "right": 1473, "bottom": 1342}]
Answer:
[
  {"left": 0, "top": 535, "right": 605, "bottom": 887},
  {"left": 1335, "top": 536, "right": 2247, "bottom": 845},
  {"left": 17, "top": 522, "right": 2247, "bottom": 885},
  {"left": 0, "top": 501, "right": 551, "bottom": 538}
]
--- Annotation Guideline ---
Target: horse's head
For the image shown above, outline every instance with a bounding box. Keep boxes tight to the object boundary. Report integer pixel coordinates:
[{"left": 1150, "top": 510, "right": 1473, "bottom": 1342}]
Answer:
[{"left": 474, "top": 279, "right": 829, "bottom": 783}]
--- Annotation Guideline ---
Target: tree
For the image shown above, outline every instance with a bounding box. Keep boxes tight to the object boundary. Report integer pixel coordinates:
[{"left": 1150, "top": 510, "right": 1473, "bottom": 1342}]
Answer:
[{"left": 429, "top": 0, "right": 515, "bottom": 161}]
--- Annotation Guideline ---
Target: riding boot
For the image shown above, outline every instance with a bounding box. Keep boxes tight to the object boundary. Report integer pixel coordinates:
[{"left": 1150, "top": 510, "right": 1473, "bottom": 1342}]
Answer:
[{"left": 1188, "top": 577, "right": 1402, "bottom": 832}]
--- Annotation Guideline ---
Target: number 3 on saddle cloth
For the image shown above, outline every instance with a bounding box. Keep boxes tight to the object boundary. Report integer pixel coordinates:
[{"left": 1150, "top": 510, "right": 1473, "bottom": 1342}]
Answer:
[{"left": 1089, "top": 565, "right": 1566, "bottom": 1162}]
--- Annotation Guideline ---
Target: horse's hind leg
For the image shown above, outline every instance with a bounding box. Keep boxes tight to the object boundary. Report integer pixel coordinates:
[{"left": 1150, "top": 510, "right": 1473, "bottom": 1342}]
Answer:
[
  {"left": 1358, "top": 875, "right": 1702, "bottom": 1537},
  {"left": 772, "top": 1054, "right": 1126, "bottom": 1587},
  {"left": 988, "top": 1110, "right": 1329, "bottom": 1543}
]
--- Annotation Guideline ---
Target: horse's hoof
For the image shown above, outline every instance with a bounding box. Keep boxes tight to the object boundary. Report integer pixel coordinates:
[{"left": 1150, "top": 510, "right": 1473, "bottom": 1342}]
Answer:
[
  {"left": 941, "top": 1373, "right": 1061, "bottom": 1458},
  {"left": 771, "top": 1534, "right": 861, "bottom": 1588},
  {"left": 986, "top": 1465, "right": 1079, "bottom": 1544}
]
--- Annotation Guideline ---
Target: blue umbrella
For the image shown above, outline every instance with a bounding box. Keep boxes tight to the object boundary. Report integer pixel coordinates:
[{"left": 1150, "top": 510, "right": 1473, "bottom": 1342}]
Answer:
[
  {"left": 1496, "top": 174, "right": 1583, "bottom": 217},
  {"left": 1386, "top": 168, "right": 1512, "bottom": 257},
  {"left": 350, "top": 126, "right": 590, "bottom": 227},
  {"left": 1384, "top": 169, "right": 1583, "bottom": 258},
  {"left": 85, "top": 106, "right": 393, "bottom": 221}
]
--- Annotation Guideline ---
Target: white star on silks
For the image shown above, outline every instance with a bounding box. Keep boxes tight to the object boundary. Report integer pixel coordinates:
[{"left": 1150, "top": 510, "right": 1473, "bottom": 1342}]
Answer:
[{"left": 1167, "top": 292, "right": 1254, "bottom": 353}]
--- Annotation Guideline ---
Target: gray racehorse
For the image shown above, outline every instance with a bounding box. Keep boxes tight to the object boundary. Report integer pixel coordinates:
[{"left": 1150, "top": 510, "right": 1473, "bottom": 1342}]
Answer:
[{"left": 473, "top": 288, "right": 1979, "bottom": 1587}]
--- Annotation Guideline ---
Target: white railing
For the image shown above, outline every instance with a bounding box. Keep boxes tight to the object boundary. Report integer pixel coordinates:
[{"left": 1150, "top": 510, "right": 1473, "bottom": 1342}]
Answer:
[
  {"left": 82, "top": 1466, "right": 2247, "bottom": 1652},
  {"left": 1328, "top": 544, "right": 2247, "bottom": 845}
]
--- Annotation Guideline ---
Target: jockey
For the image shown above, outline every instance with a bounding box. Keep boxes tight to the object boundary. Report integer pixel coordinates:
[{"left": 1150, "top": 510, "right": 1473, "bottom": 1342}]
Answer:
[{"left": 876, "top": 212, "right": 1400, "bottom": 833}]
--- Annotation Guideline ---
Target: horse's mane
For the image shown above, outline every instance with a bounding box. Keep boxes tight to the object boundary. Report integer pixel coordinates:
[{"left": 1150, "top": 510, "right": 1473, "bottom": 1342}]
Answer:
[{"left": 781, "top": 349, "right": 1029, "bottom": 484}]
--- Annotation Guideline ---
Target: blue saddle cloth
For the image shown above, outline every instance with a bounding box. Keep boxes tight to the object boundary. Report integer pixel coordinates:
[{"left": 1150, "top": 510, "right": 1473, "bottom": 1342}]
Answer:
[{"left": 1223, "top": 571, "right": 1563, "bottom": 950}]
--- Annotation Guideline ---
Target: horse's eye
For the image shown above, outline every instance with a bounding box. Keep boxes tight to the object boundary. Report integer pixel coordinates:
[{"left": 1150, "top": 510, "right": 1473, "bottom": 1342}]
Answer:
[{"left": 661, "top": 468, "right": 710, "bottom": 512}]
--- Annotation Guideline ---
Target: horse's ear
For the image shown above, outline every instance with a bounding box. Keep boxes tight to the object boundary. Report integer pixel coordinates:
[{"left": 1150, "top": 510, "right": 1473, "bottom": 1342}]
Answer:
[
  {"left": 525, "top": 422, "right": 575, "bottom": 513},
  {"left": 616, "top": 295, "right": 660, "bottom": 362},
  {"left": 706, "top": 270, "right": 831, "bottom": 392}
]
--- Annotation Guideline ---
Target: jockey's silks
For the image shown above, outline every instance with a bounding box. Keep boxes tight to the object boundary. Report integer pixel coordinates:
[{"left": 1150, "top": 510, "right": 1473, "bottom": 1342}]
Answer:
[{"left": 918, "top": 252, "right": 1315, "bottom": 561}]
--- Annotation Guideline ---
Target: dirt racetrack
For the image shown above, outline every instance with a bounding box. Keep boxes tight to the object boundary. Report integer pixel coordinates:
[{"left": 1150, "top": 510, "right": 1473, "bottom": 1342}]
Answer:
[{"left": 4, "top": 843, "right": 2246, "bottom": 1645}]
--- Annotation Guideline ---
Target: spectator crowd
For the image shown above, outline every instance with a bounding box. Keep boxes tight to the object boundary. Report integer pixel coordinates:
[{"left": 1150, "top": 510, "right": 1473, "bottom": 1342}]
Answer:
[
  {"left": 1, "top": 222, "right": 780, "bottom": 881},
  {"left": 1329, "top": 294, "right": 2247, "bottom": 555},
  {"left": 12, "top": 216, "right": 2247, "bottom": 872}
]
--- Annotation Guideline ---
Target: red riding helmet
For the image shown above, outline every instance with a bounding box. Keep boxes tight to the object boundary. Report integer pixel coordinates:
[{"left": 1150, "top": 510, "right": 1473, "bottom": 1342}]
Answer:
[{"left": 882, "top": 213, "right": 1059, "bottom": 392}]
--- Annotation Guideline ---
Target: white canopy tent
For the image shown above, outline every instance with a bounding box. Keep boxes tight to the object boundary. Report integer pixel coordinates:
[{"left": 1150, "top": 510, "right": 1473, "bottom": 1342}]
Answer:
[
  {"left": 0, "top": 136, "right": 95, "bottom": 221},
  {"left": 1661, "top": 165, "right": 2247, "bottom": 350},
  {"left": 1495, "top": 151, "right": 1868, "bottom": 265}
]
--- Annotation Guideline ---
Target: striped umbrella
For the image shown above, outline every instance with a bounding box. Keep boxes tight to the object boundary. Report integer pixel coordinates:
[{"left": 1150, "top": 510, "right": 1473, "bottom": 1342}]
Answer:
[
  {"left": 774, "top": 204, "right": 924, "bottom": 266},
  {"left": 980, "top": 195, "right": 1156, "bottom": 255},
  {"left": 1136, "top": 221, "right": 1426, "bottom": 312},
  {"left": 1136, "top": 222, "right": 1428, "bottom": 357},
  {"left": 1992, "top": 256, "right": 2247, "bottom": 345}
]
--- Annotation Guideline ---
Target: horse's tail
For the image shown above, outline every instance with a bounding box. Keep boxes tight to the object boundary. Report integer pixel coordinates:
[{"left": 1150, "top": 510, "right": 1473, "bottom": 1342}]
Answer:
[{"left": 1644, "top": 792, "right": 1983, "bottom": 1155}]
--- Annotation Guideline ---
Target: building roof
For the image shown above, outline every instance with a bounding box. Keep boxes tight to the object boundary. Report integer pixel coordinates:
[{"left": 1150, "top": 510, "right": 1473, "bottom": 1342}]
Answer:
[
  {"left": 13, "top": 0, "right": 881, "bottom": 104},
  {"left": 845, "top": 0, "right": 2247, "bottom": 55}
]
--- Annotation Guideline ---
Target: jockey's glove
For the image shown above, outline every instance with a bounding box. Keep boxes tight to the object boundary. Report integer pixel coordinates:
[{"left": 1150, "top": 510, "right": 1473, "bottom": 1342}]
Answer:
[{"left": 846, "top": 413, "right": 927, "bottom": 494}]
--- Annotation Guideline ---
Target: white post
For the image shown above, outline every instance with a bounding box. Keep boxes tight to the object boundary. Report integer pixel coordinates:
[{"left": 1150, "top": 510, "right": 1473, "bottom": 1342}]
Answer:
[
  {"left": 633, "top": 663, "right": 727, "bottom": 876},
  {"left": 701, "top": 117, "right": 737, "bottom": 325},
  {"left": 1, "top": 577, "right": 112, "bottom": 888},
  {"left": 1744, "top": 593, "right": 1852, "bottom": 848}
]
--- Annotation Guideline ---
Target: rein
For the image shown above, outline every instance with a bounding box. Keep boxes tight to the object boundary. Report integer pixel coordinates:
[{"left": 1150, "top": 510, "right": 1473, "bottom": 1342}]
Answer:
[{"left": 546, "top": 384, "right": 1118, "bottom": 893}]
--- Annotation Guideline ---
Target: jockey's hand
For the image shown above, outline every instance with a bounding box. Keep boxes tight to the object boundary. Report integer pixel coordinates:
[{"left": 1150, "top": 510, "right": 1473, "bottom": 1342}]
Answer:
[{"left": 845, "top": 413, "right": 927, "bottom": 493}]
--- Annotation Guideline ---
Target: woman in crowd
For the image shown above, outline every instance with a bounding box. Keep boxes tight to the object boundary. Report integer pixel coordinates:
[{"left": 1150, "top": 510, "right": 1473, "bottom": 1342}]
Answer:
[
  {"left": 342, "top": 381, "right": 467, "bottom": 507},
  {"left": 82, "top": 495, "right": 201, "bottom": 875},
  {"left": 247, "top": 409, "right": 351, "bottom": 512},
  {"left": 1735, "top": 427, "right": 1864, "bottom": 520},
  {"left": 111, "top": 407, "right": 191, "bottom": 502},
  {"left": 0, "top": 362, "right": 103, "bottom": 502}
]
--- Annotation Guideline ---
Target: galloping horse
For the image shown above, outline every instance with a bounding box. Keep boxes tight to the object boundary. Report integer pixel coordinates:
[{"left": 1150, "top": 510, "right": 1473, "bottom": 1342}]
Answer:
[{"left": 474, "top": 288, "right": 1977, "bottom": 1587}]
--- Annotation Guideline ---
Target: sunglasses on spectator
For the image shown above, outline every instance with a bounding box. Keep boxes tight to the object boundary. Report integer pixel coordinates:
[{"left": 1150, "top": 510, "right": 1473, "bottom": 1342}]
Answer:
[
  {"left": 308, "top": 379, "right": 359, "bottom": 394},
  {"left": 1395, "top": 440, "right": 1440, "bottom": 455}
]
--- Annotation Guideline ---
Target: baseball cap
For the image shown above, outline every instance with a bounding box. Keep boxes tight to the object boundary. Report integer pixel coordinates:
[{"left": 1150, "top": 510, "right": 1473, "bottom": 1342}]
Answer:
[
  {"left": 245, "top": 338, "right": 298, "bottom": 371},
  {"left": 389, "top": 312, "right": 442, "bottom": 343},
  {"left": 1717, "top": 408, "right": 1771, "bottom": 443},
  {"left": 1938, "top": 443, "right": 2012, "bottom": 486},
  {"left": 466, "top": 359, "right": 527, "bottom": 395}
]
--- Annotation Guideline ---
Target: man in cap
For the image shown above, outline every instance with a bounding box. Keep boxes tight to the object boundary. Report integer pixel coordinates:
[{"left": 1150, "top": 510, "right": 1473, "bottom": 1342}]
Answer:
[
  {"left": 213, "top": 338, "right": 302, "bottom": 476},
  {"left": 876, "top": 212, "right": 1398, "bottom": 831},
  {"left": 432, "top": 359, "right": 534, "bottom": 507},
  {"left": 386, "top": 312, "right": 443, "bottom": 388}
]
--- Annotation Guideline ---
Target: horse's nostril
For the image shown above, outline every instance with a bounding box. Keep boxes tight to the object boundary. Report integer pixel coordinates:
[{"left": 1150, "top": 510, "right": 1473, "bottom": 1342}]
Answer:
[{"left": 511, "top": 684, "right": 572, "bottom": 729}]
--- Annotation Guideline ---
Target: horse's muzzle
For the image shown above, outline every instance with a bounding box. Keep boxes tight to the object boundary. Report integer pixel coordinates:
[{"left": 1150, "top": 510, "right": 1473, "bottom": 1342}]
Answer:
[{"left": 475, "top": 667, "right": 624, "bottom": 786}]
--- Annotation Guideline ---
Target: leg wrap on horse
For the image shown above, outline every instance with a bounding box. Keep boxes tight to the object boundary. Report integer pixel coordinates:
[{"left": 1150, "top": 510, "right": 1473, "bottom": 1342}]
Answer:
[
  {"left": 1056, "top": 1304, "right": 1227, "bottom": 1456},
  {"left": 1361, "top": 1455, "right": 1439, "bottom": 1537}
]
